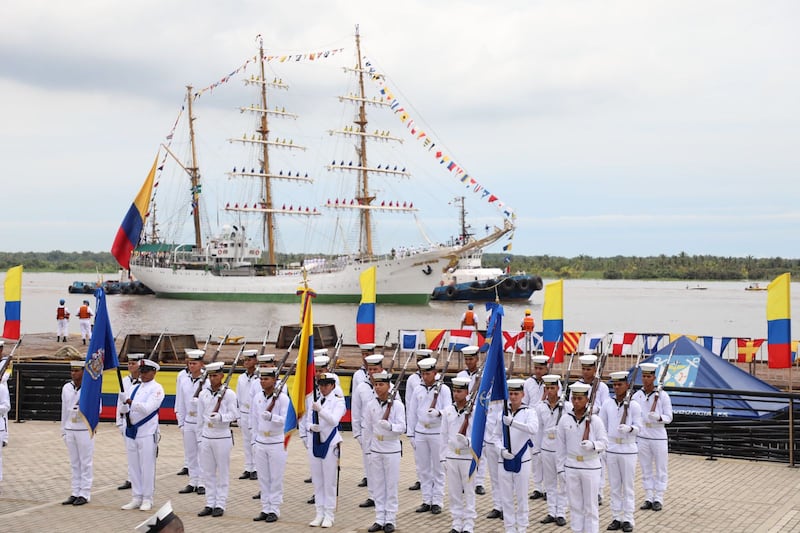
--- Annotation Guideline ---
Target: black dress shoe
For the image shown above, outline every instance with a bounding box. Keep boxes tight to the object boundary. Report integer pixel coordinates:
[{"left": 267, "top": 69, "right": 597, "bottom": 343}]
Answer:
[
  {"left": 117, "top": 480, "right": 131, "bottom": 490},
  {"left": 556, "top": 516, "right": 567, "bottom": 527},
  {"left": 196, "top": 486, "right": 206, "bottom": 495},
  {"left": 253, "top": 492, "right": 261, "bottom": 499},
  {"left": 607, "top": 519, "right": 622, "bottom": 531},
  {"left": 639, "top": 501, "right": 652, "bottom": 510},
  {"left": 450, "top": 530, "right": 460, "bottom": 533},
  {"left": 72, "top": 496, "right": 88, "bottom": 506},
  {"left": 408, "top": 480, "right": 421, "bottom": 490},
  {"left": 307, "top": 495, "right": 315, "bottom": 504},
  {"left": 177, "top": 467, "right": 189, "bottom": 476},
  {"left": 198, "top": 506, "right": 213, "bottom": 517},
  {"left": 384, "top": 524, "right": 395, "bottom": 533},
  {"left": 486, "top": 509, "right": 503, "bottom": 519},
  {"left": 265, "top": 513, "right": 278, "bottom": 523},
  {"left": 250, "top": 471, "right": 258, "bottom": 480},
  {"left": 415, "top": 503, "right": 431, "bottom": 513},
  {"left": 239, "top": 470, "right": 251, "bottom": 479},
  {"left": 305, "top": 477, "right": 312, "bottom": 483},
  {"left": 359, "top": 498, "right": 375, "bottom": 508},
  {"left": 541, "top": 515, "right": 556, "bottom": 524},
  {"left": 254, "top": 512, "right": 268, "bottom": 521},
  {"left": 368, "top": 523, "right": 384, "bottom": 533},
  {"left": 530, "top": 490, "right": 545, "bottom": 500},
  {"left": 62, "top": 496, "right": 77, "bottom": 505},
  {"left": 178, "top": 485, "right": 196, "bottom": 494},
  {"left": 475, "top": 485, "right": 486, "bottom": 495},
  {"left": 212, "top": 507, "right": 224, "bottom": 517},
  {"left": 622, "top": 522, "right": 633, "bottom": 533},
  {"left": 358, "top": 477, "right": 368, "bottom": 487},
  {"left": 431, "top": 504, "right": 442, "bottom": 514},
  {"left": 652, "top": 501, "right": 663, "bottom": 511}
]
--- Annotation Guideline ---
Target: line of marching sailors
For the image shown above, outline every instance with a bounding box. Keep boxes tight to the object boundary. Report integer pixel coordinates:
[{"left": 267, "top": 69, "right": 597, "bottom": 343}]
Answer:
[{"left": 105, "top": 342, "right": 672, "bottom": 532}]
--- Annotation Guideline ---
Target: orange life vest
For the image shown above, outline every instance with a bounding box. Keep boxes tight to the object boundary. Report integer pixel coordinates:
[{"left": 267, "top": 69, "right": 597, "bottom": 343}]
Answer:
[
  {"left": 463, "top": 310, "right": 476, "bottom": 326},
  {"left": 57, "top": 307, "right": 68, "bottom": 320},
  {"left": 78, "top": 305, "right": 91, "bottom": 319},
  {"left": 522, "top": 315, "right": 535, "bottom": 333}
]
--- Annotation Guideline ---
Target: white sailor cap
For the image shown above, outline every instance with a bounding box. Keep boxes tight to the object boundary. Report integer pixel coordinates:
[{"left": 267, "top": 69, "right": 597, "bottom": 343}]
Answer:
[
  {"left": 418, "top": 357, "right": 437, "bottom": 371},
  {"left": 257, "top": 353, "right": 275, "bottom": 363},
  {"left": 531, "top": 355, "right": 549, "bottom": 366},
  {"left": 134, "top": 500, "right": 179, "bottom": 533},
  {"left": 569, "top": 382, "right": 591, "bottom": 396},
  {"left": 127, "top": 352, "right": 146, "bottom": 361},
  {"left": 314, "top": 355, "right": 330, "bottom": 367},
  {"left": 318, "top": 372, "right": 337, "bottom": 384},
  {"left": 140, "top": 359, "right": 160, "bottom": 372},
  {"left": 364, "top": 354, "right": 384, "bottom": 366},
  {"left": 461, "top": 345, "right": 480, "bottom": 356},
  {"left": 372, "top": 371, "right": 392, "bottom": 383},
  {"left": 69, "top": 360, "right": 85, "bottom": 369},
  {"left": 451, "top": 377, "right": 470, "bottom": 390},
  {"left": 543, "top": 374, "right": 561, "bottom": 384},
  {"left": 359, "top": 343, "right": 376, "bottom": 351},
  {"left": 414, "top": 348, "right": 433, "bottom": 359},
  {"left": 314, "top": 349, "right": 329, "bottom": 357},
  {"left": 579, "top": 355, "right": 598, "bottom": 366},
  {"left": 258, "top": 366, "right": 278, "bottom": 378},
  {"left": 204, "top": 361, "right": 224, "bottom": 374},
  {"left": 508, "top": 378, "right": 525, "bottom": 391},
  {"left": 639, "top": 363, "right": 658, "bottom": 374},
  {"left": 185, "top": 349, "right": 205, "bottom": 360},
  {"left": 610, "top": 371, "right": 629, "bottom": 382},
  {"left": 242, "top": 349, "right": 259, "bottom": 358}
]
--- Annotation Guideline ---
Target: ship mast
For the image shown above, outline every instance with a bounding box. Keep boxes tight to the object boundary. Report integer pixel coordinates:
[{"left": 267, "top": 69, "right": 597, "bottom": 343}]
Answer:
[
  {"left": 354, "top": 26, "right": 373, "bottom": 257},
  {"left": 186, "top": 85, "right": 203, "bottom": 249},
  {"left": 256, "top": 41, "right": 276, "bottom": 265}
]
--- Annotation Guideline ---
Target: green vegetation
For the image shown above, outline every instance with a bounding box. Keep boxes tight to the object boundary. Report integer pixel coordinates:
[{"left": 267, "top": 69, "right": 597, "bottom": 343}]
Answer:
[{"left": 2, "top": 250, "right": 799, "bottom": 281}]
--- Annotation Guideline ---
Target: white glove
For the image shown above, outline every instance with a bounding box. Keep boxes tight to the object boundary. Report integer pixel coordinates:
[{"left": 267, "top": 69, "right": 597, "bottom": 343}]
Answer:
[
  {"left": 502, "top": 415, "right": 513, "bottom": 426},
  {"left": 118, "top": 391, "right": 128, "bottom": 404},
  {"left": 378, "top": 419, "right": 392, "bottom": 432},
  {"left": 309, "top": 423, "right": 321, "bottom": 433},
  {"left": 190, "top": 397, "right": 199, "bottom": 407},
  {"left": 301, "top": 435, "right": 309, "bottom": 449},
  {"left": 580, "top": 440, "right": 594, "bottom": 451},
  {"left": 545, "top": 426, "right": 557, "bottom": 434},
  {"left": 118, "top": 404, "right": 130, "bottom": 415},
  {"left": 557, "top": 472, "right": 566, "bottom": 486},
  {"left": 208, "top": 412, "right": 221, "bottom": 424},
  {"left": 354, "top": 434, "right": 362, "bottom": 443},
  {"left": 408, "top": 436, "right": 416, "bottom": 449},
  {"left": 453, "top": 433, "right": 470, "bottom": 449},
  {"left": 648, "top": 411, "right": 661, "bottom": 422},
  {"left": 311, "top": 401, "right": 323, "bottom": 412},
  {"left": 426, "top": 408, "right": 440, "bottom": 417},
  {"left": 261, "top": 411, "right": 272, "bottom": 421},
  {"left": 618, "top": 424, "right": 632, "bottom": 433},
  {"left": 501, "top": 449, "right": 514, "bottom": 460}
]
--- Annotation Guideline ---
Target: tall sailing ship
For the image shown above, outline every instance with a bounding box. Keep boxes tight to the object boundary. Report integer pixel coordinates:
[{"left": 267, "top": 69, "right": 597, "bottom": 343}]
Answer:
[{"left": 130, "top": 29, "right": 513, "bottom": 304}]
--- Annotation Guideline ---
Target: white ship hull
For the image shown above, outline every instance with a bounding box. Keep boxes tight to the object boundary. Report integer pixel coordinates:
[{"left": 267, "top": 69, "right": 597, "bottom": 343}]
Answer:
[{"left": 131, "top": 249, "right": 452, "bottom": 304}]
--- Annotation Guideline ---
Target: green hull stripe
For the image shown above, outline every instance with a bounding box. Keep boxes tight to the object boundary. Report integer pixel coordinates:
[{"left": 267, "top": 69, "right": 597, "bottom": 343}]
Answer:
[{"left": 153, "top": 291, "right": 430, "bottom": 305}]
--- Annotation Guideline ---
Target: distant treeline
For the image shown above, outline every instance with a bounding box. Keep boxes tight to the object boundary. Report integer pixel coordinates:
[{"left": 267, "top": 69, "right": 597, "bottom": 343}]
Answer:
[{"left": 2, "top": 250, "right": 799, "bottom": 281}]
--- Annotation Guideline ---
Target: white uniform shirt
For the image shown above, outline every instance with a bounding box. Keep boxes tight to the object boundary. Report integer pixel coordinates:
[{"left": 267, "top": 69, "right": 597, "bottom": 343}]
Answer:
[
  {"left": 632, "top": 388, "right": 673, "bottom": 439},
  {"left": 408, "top": 382, "right": 451, "bottom": 437},
  {"left": 536, "top": 399, "right": 573, "bottom": 452},
  {"left": 364, "top": 396, "right": 405, "bottom": 454},
  {"left": 600, "top": 397, "right": 642, "bottom": 453},
  {"left": 127, "top": 380, "right": 165, "bottom": 437},
  {"left": 250, "top": 388, "right": 289, "bottom": 445},
  {"left": 198, "top": 386, "right": 238, "bottom": 439}
]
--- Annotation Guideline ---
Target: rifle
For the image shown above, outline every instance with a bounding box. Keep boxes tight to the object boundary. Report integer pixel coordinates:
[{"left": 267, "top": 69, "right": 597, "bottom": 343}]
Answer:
[
  {"left": 381, "top": 331, "right": 391, "bottom": 356},
  {"left": 146, "top": 329, "right": 167, "bottom": 362},
  {"left": 0, "top": 335, "right": 23, "bottom": 377},
  {"left": 458, "top": 362, "right": 486, "bottom": 436},
  {"left": 383, "top": 351, "right": 415, "bottom": 420},
  {"left": 202, "top": 329, "right": 214, "bottom": 351},
  {"left": 275, "top": 332, "right": 300, "bottom": 378},
  {"left": 582, "top": 345, "right": 609, "bottom": 441},
  {"left": 193, "top": 329, "right": 232, "bottom": 398},
  {"left": 541, "top": 334, "right": 563, "bottom": 401},
  {"left": 386, "top": 342, "right": 401, "bottom": 375},
  {"left": 555, "top": 352, "right": 575, "bottom": 424},
  {"left": 651, "top": 345, "right": 675, "bottom": 412},
  {"left": 328, "top": 334, "right": 344, "bottom": 372},
  {"left": 620, "top": 352, "right": 643, "bottom": 425},
  {"left": 258, "top": 329, "right": 270, "bottom": 355},
  {"left": 213, "top": 342, "right": 246, "bottom": 412},
  {"left": 430, "top": 343, "right": 456, "bottom": 409}
]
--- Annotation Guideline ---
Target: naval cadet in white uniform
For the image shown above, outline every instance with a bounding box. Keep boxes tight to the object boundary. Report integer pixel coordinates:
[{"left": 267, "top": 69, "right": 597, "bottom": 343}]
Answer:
[
  {"left": 351, "top": 353, "right": 384, "bottom": 508},
  {"left": 523, "top": 354, "right": 551, "bottom": 501},
  {"left": 536, "top": 373, "right": 571, "bottom": 527},
  {"left": 61, "top": 360, "right": 97, "bottom": 506},
  {"left": 235, "top": 349, "right": 260, "bottom": 481},
  {"left": 404, "top": 348, "right": 432, "bottom": 492},
  {"left": 116, "top": 352, "right": 144, "bottom": 491},
  {"left": 174, "top": 349, "right": 206, "bottom": 495},
  {"left": 440, "top": 376, "right": 477, "bottom": 533}
]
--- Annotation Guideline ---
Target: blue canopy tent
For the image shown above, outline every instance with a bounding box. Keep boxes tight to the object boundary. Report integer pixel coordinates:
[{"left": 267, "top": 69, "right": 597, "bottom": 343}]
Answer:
[{"left": 630, "top": 336, "right": 785, "bottom": 419}]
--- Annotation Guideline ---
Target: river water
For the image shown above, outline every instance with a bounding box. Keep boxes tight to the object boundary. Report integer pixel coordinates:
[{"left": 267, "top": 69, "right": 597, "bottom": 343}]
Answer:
[{"left": 5, "top": 273, "right": 797, "bottom": 347}]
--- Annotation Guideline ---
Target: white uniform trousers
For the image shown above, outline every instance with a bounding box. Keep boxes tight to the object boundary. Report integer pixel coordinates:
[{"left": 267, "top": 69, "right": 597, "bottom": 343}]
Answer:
[
  {"left": 416, "top": 431, "right": 445, "bottom": 505},
  {"left": 79, "top": 319, "right": 92, "bottom": 341},
  {"left": 530, "top": 449, "right": 544, "bottom": 491},
  {"left": 565, "top": 466, "right": 601, "bottom": 533},
  {"left": 309, "top": 443, "right": 340, "bottom": 521},
  {"left": 369, "top": 451, "right": 401, "bottom": 526},
  {"left": 445, "top": 457, "right": 476, "bottom": 532},
  {"left": 541, "top": 449, "right": 567, "bottom": 519},
  {"left": 254, "top": 441, "right": 287, "bottom": 515},
  {"left": 607, "top": 451, "right": 637, "bottom": 524},
  {"left": 500, "top": 459, "right": 531, "bottom": 532},
  {"left": 239, "top": 418, "right": 254, "bottom": 472},
  {"left": 474, "top": 444, "right": 487, "bottom": 487},
  {"left": 638, "top": 436, "right": 669, "bottom": 502},
  {"left": 358, "top": 437, "right": 374, "bottom": 500},
  {"left": 483, "top": 441, "right": 504, "bottom": 511},
  {"left": 0, "top": 430, "right": 5, "bottom": 481},
  {"left": 199, "top": 435, "right": 233, "bottom": 509},
  {"left": 65, "top": 429, "right": 93, "bottom": 499},
  {"left": 180, "top": 423, "right": 202, "bottom": 487},
  {"left": 126, "top": 433, "right": 158, "bottom": 501},
  {"left": 57, "top": 319, "right": 69, "bottom": 338}
]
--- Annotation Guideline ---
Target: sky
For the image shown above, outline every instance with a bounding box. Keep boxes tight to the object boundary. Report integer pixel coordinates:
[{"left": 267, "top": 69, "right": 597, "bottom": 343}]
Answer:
[{"left": 1, "top": 0, "right": 799, "bottom": 259}]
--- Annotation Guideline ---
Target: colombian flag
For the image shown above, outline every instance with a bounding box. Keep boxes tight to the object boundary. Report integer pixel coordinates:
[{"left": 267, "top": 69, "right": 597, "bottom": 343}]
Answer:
[
  {"left": 542, "top": 280, "right": 564, "bottom": 363},
  {"left": 767, "top": 273, "right": 792, "bottom": 369},
  {"left": 3, "top": 265, "right": 22, "bottom": 340},
  {"left": 111, "top": 154, "right": 158, "bottom": 269},
  {"left": 356, "top": 267, "right": 376, "bottom": 344},
  {"left": 285, "top": 284, "right": 316, "bottom": 445}
]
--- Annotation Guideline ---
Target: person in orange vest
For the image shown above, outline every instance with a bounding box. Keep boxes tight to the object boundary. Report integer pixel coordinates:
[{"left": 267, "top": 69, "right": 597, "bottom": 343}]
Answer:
[
  {"left": 56, "top": 299, "right": 70, "bottom": 342},
  {"left": 77, "top": 299, "right": 95, "bottom": 345},
  {"left": 521, "top": 309, "right": 535, "bottom": 354},
  {"left": 460, "top": 303, "right": 479, "bottom": 331}
]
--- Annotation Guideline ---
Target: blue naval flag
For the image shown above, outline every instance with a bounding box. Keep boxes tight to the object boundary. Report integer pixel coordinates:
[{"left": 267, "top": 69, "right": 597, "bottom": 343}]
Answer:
[
  {"left": 469, "top": 302, "right": 508, "bottom": 477},
  {"left": 79, "top": 287, "right": 119, "bottom": 435}
]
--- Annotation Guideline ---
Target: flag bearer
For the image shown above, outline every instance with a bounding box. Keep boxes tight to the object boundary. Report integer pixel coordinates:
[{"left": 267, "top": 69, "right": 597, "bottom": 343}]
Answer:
[
  {"left": 524, "top": 354, "right": 550, "bottom": 500},
  {"left": 536, "top": 374, "right": 570, "bottom": 527},
  {"left": 498, "top": 378, "right": 539, "bottom": 533},
  {"left": 175, "top": 349, "right": 206, "bottom": 496},
  {"left": 196, "top": 361, "right": 238, "bottom": 518},
  {"left": 116, "top": 352, "right": 144, "bottom": 491},
  {"left": 61, "top": 360, "right": 94, "bottom": 506},
  {"left": 440, "top": 376, "right": 477, "bottom": 533},
  {"left": 600, "top": 371, "right": 641, "bottom": 532},
  {"left": 77, "top": 299, "right": 94, "bottom": 345},
  {"left": 235, "top": 349, "right": 260, "bottom": 481},
  {"left": 632, "top": 362, "right": 673, "bottom": 513}
]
